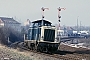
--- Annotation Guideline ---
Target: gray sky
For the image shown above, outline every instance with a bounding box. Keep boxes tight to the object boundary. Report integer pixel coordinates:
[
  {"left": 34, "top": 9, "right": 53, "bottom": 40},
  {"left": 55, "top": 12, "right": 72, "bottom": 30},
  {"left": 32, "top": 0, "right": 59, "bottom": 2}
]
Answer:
[{"left": 0, "top": 0, "right": 90, "bottom": 26}]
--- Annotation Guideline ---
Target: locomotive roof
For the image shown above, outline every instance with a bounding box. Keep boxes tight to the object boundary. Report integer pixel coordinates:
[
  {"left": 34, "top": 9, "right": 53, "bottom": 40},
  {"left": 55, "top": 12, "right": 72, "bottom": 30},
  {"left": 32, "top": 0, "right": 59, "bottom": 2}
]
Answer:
[{"left": 32, "top": 19, "right": 52, "bottom": 24}]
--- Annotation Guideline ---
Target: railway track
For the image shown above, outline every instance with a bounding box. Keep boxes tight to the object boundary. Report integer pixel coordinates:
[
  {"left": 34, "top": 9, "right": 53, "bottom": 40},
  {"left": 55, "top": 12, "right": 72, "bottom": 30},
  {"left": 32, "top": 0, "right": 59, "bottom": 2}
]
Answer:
[{"left": 15, "top": 42, "right": 90, "bottom": 60}]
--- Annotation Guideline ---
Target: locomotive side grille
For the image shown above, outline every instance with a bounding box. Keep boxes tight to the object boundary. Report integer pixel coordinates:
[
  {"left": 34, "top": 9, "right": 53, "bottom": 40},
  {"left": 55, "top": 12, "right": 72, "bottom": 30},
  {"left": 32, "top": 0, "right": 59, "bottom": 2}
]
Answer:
[{"left": 44, "top": 29, "right": 55, "bottom": 42}]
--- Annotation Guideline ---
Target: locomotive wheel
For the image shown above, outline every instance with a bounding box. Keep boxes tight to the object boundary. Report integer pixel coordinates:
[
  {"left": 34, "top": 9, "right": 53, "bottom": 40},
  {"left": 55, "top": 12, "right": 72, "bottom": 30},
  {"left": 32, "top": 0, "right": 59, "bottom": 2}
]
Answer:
[
  {"left": 37, "top": 46, "right": 43, "bottom": 52},
  {"left": 37, "top": 46, "right": 39, "bottom": 52},
  {"left": 33, "top": 45, "right": 37, "bottom": 51},
  {"left": 46, "top": 48, "right": 49, "bottom": 53},
  {"left": 38, "top": 46, "right": 42, "bottom": 52}
]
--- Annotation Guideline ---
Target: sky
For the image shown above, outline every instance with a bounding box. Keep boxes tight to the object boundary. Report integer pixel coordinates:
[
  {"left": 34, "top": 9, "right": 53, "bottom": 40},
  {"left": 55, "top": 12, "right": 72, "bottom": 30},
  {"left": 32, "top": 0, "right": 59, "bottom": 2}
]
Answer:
[{"left": 0, "top": 0, "right": 90, "bottom": 26}]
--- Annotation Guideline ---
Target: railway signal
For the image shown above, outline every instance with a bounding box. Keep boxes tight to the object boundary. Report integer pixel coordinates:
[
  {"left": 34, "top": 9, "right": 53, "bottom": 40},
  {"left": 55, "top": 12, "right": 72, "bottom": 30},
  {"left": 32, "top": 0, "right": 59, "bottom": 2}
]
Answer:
[
  {"left": 57, "top": 7, "right": 66, "bottom": 30},
  {"left": 41, "top": 7, "right": 49, "bottom": 26},
  {"left": 41, "top": 7, "right": 49, "bottom": 19}
]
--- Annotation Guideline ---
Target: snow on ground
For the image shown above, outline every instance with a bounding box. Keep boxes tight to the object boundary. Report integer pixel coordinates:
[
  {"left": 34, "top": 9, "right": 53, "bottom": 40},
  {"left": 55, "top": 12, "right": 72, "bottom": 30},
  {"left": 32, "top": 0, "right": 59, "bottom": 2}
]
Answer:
[{"left": 61, "top": 42, "right": 90, "bottom": 49}]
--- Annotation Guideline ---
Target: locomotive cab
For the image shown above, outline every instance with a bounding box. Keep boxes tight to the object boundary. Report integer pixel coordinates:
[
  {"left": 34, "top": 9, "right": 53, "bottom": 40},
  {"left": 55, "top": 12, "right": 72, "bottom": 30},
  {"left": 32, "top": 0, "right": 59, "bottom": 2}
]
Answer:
[{"left": 24, "top": 19, "right": 60, "bottom": 52}]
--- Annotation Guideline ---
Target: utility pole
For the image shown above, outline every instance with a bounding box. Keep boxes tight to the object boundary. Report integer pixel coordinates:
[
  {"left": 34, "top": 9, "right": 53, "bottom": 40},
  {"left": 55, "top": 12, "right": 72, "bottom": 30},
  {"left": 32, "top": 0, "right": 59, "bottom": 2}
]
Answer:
[
  {"left": 80, "top": 21, "right": 81, "bottom": 31},
  {"left": 41, "top": 7, "right": 49, "bottom": 26},
  {"left": 77, "top": 16, "right": 79, "bottom": 33}
]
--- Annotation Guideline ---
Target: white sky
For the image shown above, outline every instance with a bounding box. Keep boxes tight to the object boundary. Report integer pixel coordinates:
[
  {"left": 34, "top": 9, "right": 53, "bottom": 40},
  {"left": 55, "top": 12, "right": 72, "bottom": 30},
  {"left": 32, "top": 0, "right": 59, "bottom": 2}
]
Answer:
[{"left": 0, "top": 0, "right": 90, "bottom": 26}]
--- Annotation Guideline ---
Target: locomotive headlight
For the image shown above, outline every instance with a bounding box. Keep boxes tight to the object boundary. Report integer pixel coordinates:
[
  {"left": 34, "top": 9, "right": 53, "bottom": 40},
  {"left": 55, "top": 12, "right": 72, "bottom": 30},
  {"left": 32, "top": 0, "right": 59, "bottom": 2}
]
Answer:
[{"left": 41, "top": 36, "right": 44, "bottom": 41}]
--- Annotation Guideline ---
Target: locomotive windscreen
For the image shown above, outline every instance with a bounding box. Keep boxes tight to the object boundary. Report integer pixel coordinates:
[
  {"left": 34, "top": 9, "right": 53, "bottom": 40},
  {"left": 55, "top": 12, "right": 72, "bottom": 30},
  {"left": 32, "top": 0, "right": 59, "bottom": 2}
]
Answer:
[{"left": 44, "top": 29, "right": 55, "bottom": 42}]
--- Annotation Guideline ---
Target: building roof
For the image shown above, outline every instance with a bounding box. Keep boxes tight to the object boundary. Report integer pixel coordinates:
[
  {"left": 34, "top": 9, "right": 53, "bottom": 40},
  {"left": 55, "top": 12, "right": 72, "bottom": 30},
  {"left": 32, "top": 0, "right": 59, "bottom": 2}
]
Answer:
[{"left": 0, "top": 17, "right": 20, "bottom": 24}]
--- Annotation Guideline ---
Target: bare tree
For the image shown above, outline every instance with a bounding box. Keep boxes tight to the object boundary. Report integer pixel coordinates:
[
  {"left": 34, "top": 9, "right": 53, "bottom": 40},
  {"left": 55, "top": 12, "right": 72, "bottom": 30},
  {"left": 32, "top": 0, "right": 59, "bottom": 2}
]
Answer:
[{"left": 0, "top": 26, "right": 23, "bottom": 45}]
